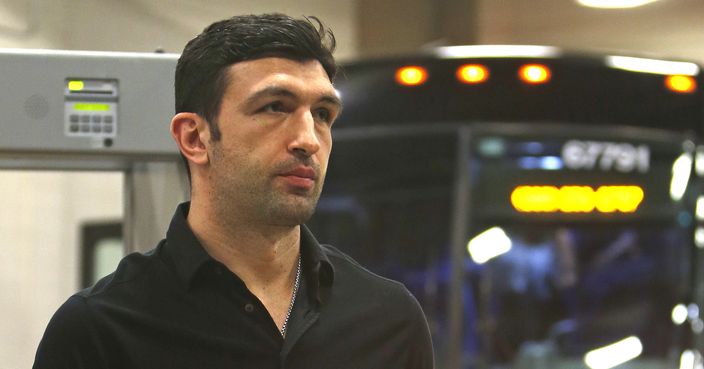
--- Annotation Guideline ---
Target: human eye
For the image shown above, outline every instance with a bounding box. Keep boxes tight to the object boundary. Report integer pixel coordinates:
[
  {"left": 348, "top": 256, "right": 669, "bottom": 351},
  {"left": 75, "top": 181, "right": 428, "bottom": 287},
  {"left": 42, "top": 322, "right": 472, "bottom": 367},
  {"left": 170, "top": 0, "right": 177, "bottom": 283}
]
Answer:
[
  {"left": 260, "top": 101, "right": 286, "bottom": 114},
  {"left": 313, "top": 107, "right": 335, "bottom": 125}
]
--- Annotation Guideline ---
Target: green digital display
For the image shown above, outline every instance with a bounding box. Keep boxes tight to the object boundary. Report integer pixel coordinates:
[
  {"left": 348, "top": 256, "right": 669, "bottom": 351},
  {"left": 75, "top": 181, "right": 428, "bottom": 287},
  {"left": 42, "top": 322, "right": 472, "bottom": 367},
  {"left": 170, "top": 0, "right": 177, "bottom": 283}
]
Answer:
[{"left": 73, "top": 103, "right": 110, "bottom": 112}]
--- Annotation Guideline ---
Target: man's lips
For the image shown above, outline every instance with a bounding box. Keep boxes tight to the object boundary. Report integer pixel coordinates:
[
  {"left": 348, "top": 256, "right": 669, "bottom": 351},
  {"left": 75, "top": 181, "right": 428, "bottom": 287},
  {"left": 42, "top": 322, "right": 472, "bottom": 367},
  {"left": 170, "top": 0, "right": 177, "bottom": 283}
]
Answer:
[
  {"left": 280, "top": 166, "right": 318, "bottom": 180},
  {"left": 278, "top": 166, "right": 318, "bottom": 189}
]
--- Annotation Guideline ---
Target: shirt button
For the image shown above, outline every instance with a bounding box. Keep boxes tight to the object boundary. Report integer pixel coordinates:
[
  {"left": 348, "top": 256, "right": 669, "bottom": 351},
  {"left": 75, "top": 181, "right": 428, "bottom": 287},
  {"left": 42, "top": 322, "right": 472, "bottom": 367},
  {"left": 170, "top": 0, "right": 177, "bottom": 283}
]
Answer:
[{"left": 244, "top": 303, "right": 254, "bottom": 313}]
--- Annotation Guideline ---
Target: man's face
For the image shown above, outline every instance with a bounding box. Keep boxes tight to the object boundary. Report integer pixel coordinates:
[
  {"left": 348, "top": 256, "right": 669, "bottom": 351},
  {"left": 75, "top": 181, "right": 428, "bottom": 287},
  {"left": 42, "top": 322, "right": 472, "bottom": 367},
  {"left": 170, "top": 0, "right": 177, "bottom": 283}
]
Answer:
[{"left": 206, "top": 57, "right": 341, "bottom": 227}]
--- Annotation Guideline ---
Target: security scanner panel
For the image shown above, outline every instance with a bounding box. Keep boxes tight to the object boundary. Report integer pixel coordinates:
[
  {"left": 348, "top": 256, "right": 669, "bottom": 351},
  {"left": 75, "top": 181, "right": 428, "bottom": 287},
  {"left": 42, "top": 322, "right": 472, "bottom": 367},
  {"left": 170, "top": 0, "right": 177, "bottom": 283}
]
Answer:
[
  {"left": 64, "top": 79, "right": 119, "bottom": 138},
  {"left": 0, "top": 49, "right": 180, "bottom": 169},
  {"left": 0, "top": 49, "right": 188, "bottom": 254}
]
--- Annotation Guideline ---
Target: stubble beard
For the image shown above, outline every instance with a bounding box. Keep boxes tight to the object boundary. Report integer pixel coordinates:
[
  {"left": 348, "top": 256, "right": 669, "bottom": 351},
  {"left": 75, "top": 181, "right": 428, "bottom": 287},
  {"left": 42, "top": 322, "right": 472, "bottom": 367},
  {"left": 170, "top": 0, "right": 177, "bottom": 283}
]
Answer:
[
  {"left": 259, "top": 179, "right": 323, "bottom": 226},
  {"left": 210, "top": 147, "right": 324, "bottom": 228}
]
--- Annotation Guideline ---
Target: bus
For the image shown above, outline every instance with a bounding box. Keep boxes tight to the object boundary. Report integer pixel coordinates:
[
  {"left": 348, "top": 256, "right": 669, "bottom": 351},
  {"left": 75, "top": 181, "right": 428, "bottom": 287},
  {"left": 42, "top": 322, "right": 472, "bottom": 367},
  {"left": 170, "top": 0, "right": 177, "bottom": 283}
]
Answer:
[{"left": 306, "top": 45, "right": 704, "bottom": 369}]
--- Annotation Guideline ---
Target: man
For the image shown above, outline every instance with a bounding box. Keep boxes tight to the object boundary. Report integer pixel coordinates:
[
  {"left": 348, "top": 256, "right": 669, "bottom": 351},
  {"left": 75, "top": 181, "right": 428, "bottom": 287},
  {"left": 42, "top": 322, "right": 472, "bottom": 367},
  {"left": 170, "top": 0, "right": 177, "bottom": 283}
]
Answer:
[{"left": 34, "top": 13, "right": 434, "bottom": 368}]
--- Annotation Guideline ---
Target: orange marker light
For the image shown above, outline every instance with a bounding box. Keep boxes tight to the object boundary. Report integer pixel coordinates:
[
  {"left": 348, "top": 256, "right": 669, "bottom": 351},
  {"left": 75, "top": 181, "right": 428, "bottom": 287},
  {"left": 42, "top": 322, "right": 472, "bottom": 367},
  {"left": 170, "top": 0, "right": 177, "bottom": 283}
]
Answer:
[
  {"left": 665, "top": 75, "right": 697, "bottom": 94},
  {"left": 395, "top": 66, "right": 428, "bottom": 86},
  {"left": 519, "top": 64, "right": 551, "bottom": 84},
  {"left": 457, "top": 64, "right": 489, "bottom": 84}
]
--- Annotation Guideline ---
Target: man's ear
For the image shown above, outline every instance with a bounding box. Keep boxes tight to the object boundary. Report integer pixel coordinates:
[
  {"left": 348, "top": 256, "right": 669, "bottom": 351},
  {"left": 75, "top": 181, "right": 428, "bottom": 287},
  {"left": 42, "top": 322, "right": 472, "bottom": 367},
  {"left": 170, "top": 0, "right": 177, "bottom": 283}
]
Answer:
[{"left": 170, "top": 112, "right": 211, "bottom": 166}]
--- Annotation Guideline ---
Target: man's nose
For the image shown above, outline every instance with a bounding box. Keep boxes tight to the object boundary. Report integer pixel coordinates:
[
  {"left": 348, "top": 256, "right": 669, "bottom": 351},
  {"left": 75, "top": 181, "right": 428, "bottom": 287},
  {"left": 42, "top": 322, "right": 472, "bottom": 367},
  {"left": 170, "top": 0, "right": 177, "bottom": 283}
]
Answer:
[{"left": 287, "top": 109, "right": 321, "bottom": 157}]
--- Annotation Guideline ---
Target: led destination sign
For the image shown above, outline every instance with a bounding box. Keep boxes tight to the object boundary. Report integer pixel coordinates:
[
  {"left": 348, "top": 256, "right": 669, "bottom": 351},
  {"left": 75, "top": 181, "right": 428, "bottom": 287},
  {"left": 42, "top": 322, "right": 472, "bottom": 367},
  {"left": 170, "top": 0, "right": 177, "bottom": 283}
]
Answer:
[
  {"left": 510, "top": 185, "right": 645, "bottom": 213},
  {"left": 472, "top": 134, "right": 685, "bottom": 221}
]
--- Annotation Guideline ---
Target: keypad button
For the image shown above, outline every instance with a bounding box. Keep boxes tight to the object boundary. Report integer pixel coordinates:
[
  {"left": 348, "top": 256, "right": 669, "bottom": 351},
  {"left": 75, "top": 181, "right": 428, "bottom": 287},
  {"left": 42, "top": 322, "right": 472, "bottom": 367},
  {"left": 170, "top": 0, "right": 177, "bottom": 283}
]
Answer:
[
  {"left": 92, "top": 125, "right": 101, "bottom": 133},
  {"left": 103, "top": 125, "right": 113, "bottom": 134},
  {"left": 69, "top": 114, "right": 79, "bottom": 123},
  {"left": 69, "top": 124, "right": 79, "bottom": 133},
  {"left": 80, "top": 115, "right": 90, "bottom": 123},
  {"left": 80, "top": 124, "right": 90, "bottom": 133},
  {"left": 104, "top": 115, "right": 114, "bottom": 124},
  {"left": 92, "top": 115, "right": 102, "bottom": 123}
]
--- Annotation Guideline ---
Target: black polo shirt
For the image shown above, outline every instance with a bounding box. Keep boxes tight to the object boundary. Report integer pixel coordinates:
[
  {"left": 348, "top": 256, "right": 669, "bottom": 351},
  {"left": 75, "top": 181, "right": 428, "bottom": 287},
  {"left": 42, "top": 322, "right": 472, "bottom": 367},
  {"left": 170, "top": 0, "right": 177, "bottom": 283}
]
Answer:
[{"left": 34, "top": 202, "right": 434, "bottom": 369}]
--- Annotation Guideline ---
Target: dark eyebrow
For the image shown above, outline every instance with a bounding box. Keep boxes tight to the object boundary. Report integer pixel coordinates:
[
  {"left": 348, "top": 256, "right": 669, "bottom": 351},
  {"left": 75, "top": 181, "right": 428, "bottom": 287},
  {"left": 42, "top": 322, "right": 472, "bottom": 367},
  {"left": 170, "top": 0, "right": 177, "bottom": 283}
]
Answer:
[
  {"left": 243, "top": 86, "right": 343, "bottom": 111},
  {"left": 320, "top": 94, "right": 343, "bottom": 112},
  {"left": 243, "top": 86, "right": 296, "bottom": 107}
]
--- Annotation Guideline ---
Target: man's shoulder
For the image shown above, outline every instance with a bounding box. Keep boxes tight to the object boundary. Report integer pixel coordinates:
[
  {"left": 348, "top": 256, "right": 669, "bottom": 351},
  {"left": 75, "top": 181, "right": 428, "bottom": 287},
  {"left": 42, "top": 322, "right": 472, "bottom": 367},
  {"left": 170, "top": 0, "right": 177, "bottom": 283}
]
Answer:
[
  {"left": 33, "top": 294, "right": 102, "bottom": 368},
  {"left": 34, "top": 244, "right": 163, "bottom": 369},
  {"left": 315, "top": 244, "right": 434, "bottom": 368},
  {"left": 78, "top": 241, "right": 165, "bottom": 301},
  {"left": 318, "top": 244, "right": 418, "bottom": 306},
  {"left": 320, "top": 244, "right": 403, "bottom": 285}
]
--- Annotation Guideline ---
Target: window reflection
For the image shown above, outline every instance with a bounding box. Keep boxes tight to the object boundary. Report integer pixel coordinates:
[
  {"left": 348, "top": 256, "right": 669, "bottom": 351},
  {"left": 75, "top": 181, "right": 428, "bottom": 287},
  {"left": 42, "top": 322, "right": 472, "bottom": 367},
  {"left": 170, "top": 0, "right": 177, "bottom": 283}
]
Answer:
[{"left": 308, "top": 132, "right": 693, "bottom": 368}]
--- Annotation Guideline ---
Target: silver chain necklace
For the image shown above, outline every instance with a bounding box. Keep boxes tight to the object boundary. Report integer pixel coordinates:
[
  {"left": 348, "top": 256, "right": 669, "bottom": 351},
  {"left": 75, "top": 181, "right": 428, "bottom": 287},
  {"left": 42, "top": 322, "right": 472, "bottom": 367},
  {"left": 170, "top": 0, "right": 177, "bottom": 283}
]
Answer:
[{"left": 280, "top": 254, "right": 301, "bottom": 338}]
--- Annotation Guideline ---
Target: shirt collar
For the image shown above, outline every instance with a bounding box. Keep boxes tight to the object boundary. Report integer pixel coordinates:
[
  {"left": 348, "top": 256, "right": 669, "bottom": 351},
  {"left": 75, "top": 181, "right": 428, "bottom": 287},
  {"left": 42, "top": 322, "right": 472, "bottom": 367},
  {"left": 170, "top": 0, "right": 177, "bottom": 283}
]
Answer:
[
  {"left": 162, "top": 202, "right": 335, "bottom": 304},
  {"left": 300, "top": 222, "right": 335, "bottom": 304}
]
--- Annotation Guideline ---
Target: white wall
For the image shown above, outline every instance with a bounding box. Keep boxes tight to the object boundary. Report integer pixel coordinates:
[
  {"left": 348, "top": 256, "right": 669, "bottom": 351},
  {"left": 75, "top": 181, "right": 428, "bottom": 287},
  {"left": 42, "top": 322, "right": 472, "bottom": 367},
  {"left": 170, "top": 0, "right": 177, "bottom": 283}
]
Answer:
[
  {"left": 0, "top": 0, "right": 60, "bottom": 48},
  {"left": 71, "top": 0, "right": 357, "bottom": 58},
  {"left": 0, "top": 1, "right": 358, "bottom": 368},
  {"left": 0, "top": 0, "right": 357, "bottom": 56},
  {"left": 0, "top": 171, "right": 123, "bottom": 369}
]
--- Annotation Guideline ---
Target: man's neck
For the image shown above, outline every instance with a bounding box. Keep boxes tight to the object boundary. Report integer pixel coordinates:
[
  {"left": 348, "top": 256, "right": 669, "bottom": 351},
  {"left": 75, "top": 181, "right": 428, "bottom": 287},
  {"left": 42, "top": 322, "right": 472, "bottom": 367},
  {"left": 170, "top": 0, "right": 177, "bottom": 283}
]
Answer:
[
  {"left": 187, "top": 201, "right": 301, "bottom": 290},
  {"left": 187, "top": 199, "right": 302, "bottom": 332}
]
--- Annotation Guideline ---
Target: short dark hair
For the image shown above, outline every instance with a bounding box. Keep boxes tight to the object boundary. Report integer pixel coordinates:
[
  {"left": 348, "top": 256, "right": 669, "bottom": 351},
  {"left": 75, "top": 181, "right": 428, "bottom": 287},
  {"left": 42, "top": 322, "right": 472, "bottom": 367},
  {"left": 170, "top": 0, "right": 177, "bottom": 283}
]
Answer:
[{"left": 175, "top": 13, "right": 338, "bottom": 141}]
